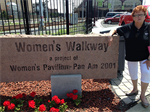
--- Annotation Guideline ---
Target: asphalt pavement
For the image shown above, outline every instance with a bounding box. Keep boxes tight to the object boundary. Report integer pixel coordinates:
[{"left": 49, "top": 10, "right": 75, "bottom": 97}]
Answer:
[{"left": 92, "top": 19, "right": 150, "bottom": 112}]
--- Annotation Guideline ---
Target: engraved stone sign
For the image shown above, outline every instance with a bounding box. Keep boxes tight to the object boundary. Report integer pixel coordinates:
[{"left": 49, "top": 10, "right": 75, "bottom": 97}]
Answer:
[{"left": 0, "top": 34, "right": 119, "bottom": 82}]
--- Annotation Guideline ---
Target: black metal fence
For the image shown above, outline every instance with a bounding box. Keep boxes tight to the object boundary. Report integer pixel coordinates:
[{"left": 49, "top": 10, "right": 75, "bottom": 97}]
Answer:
[{"left": 0, "top": 0, "right": 98, "bottom": 35}]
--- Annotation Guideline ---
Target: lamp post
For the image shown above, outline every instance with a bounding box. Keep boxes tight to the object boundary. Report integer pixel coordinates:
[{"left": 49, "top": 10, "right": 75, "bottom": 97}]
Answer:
[
  {"left": 82, "top": 1, "right": 84, "bottom": 22},
  {"left": 63, "top": 0, "right": 66, "bottom": 20},
  {"left": 39, "top": 0, "right": 44, "bottom": 30},
  {"left": 119, "top": 0, "right": 126, "bottom": 6},
  {"left": 45, "top": 0, "right": 49, "bottom": 22}
]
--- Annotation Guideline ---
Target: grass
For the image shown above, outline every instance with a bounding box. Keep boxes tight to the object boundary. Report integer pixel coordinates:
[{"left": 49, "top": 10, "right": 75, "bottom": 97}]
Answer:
[
  {"left": 53, "top": 23, "right": 86, "bottom": 35},
  {"left": 0, "top": 22, "right": 86, "bottom": 36},
  {"left": 2, "top": 18, "right": 64, "bottom": 26},
  {"left": 4, "top": 22, "right": 24, "bottom": 26}
]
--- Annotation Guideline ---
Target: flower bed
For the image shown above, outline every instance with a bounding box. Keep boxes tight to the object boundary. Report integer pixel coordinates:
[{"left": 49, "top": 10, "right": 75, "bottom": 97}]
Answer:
[
  {"left": 0, "top": 79, "right": 130, "bottom": 111},
  {"left": 2, "top": 88, "right": 82, "bottom": 111}
]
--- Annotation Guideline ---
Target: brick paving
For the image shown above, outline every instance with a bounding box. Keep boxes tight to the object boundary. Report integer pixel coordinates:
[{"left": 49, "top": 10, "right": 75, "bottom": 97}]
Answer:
[{"left": 111, "top": 60, "right": 150, "bottom": 104}]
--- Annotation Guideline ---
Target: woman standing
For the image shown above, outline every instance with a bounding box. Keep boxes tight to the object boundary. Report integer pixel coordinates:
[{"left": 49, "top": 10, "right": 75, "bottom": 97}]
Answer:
[{"left": 108, "top": 5, "right": 150, "bottom": 108}]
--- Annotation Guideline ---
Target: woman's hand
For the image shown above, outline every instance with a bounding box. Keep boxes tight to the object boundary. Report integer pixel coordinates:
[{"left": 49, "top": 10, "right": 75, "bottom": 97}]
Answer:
[
  {"left": 108, "top": 36, "right": 113, "bottom": 46},
  {"left": 143, "top": 60, "right": 150, "bottom": 70},
  {"left": 108, "top": 29, "right": 116, "bottom": 46}
]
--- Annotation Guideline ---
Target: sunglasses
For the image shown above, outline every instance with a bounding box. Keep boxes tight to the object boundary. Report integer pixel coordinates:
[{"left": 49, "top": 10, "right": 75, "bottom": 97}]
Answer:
[{"left": 133, "top": 14, "right": 145, "bottom": 17}]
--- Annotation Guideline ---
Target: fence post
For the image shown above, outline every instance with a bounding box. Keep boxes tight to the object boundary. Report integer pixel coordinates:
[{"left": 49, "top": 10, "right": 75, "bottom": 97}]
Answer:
[
  {"left": 89, "top": 0, "right": 93, "bottom": 33},
  {"left": 22, "top": 0, "right": 30, "bottom": 35},
  {"left": 85, "top": 0, "right": 89, "bottom": 34},
  {"left": 94, "top": 0, "right": 96, "bottom": 26},
  {"left": 86, "top": 0, "right": 92, "bottom": 34},
  {"left": 66, "top": 0, "right": 69, "bottom": 35}
]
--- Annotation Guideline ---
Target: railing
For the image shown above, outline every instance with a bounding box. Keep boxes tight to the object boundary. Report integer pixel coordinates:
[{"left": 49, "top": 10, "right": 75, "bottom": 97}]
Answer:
[{"left": 0, "top": 0, "right": 95, "bottom": 36}]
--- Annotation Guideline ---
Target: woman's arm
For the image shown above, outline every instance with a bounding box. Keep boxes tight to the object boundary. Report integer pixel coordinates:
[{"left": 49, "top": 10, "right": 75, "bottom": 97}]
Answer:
[
  {"left": 143, "top": 55, "right": 150, "bottom": 70},
  {"left": 148, "top": 55, "right": 150, "bottom": 61},
  {"left": 108, "top": 29, "right": 117, "bottom": 46}
]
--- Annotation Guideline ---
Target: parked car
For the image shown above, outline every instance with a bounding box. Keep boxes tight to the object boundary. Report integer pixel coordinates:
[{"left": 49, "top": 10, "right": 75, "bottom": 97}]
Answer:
[
  {"left": 104, "top": 14, "right": 121, "bottom": 24},
  {"left": 105, "top": 12, "right": 126, "bottom": 18},
  {"left": 119, "top": 5, "right": 150, "bottom": 26},
  {"left": 119, "top": 13, "right": 132, "bottom": 25}
]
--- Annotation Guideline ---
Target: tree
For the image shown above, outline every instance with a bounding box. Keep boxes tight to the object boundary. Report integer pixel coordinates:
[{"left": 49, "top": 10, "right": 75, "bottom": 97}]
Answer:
[
  {"left": 119, "top": 0, "right": 127, "bottom": 6},
  {"left": 102, "top": 0, "right": 108, "bottom": 7}
]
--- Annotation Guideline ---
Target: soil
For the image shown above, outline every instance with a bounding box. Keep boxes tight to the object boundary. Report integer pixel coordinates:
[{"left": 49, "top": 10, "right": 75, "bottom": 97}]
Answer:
[{"left": 0, "top": 79, "right": 136, "bottom": 112}]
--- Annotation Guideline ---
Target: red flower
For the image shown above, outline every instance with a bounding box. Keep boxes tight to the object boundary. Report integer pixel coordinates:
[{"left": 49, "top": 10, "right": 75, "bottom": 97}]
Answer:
[
  {"left": 66, "top": 93, "right": 70, "bottom": 98},
  {"left": 8, "top": 103, "right": 15, "bottom": 110},
  {"left": 39, "top": 104, "right": 46, "bottom": 112},
  {"left": 73, "top": 89, "right": 78, "bottom": 94},
  {"left": 52, "top": 95, "right": 58, "bottom": 100},
  {"left": 12, "top": 96, "right": 16, "bottom": 99},
  {"left": 22, "top": 93, "right": 27, "bottom": 97},
  {"left": 48, "top": 100, "right": 51, "bottom": 103},
  {"left": 15, "top": 94, "right": 23, "bottom": 99},
  {"left": 52, "top": 95, "right": 60, "bottom": 104},
  {"left": 28, "top": 100, "right": 35, "bottom": 108},
  {"left": 69, "top": 93, "right": 74, "bottom": 98},
  {"left": 54, "top": 98, "right": 60, "bottom": 104},
  {"left": 60, "top": 99, "right": 65, "bottom": 104},
  {"left": 30, "top": 91, "right": 36, "bottom": 97},
  {"left": 3, "top": 100, "right": 10, "bottom": 107},
  {"left": 72, "top": 95, "right": 78, "bottom": 100},
  {"left": 49, "top": 107, "right": 59, "bottom": 112}
]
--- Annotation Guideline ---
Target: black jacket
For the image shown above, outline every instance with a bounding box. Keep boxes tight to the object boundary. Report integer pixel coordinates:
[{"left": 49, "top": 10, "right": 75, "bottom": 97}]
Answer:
[{"left": 117, "top": 21, "right": 149, "bottom": 61}]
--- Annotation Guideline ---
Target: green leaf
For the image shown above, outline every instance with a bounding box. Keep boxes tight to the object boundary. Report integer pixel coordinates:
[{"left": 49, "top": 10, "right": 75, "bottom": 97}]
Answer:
[
  {"left": 64, "top": 105, "right": 68, "bottom": 109},
  {"left": 0, "top": 106, "right": 5, "bottom": 112},
  {"left": 75, "top": 102, "right": 80, "bottom": 106},
  {"left": 15, "top": 107, "right": 20, "bottom": 111},
  {"left": 49, "top": 101, "right": 56, "bottom": 107},
  {"left": 34, "top": 98, "right": 42, "bottom": 107},
  {"left": 11, "top": 99, "right": 17, "bottom": 104},
  {"left": 34, "top": 108, "right": 39, "bottom": 112},
  {"left": 78, "top": 95, "right": 82, "bottom": 99},
  {"left": 17, "top": 103, "right": 23, "bottom": 108}
]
